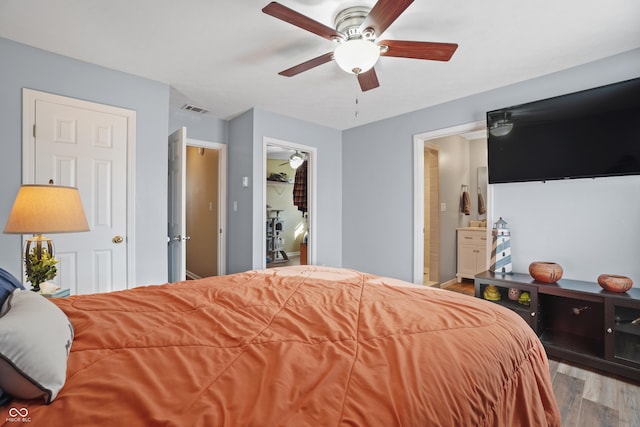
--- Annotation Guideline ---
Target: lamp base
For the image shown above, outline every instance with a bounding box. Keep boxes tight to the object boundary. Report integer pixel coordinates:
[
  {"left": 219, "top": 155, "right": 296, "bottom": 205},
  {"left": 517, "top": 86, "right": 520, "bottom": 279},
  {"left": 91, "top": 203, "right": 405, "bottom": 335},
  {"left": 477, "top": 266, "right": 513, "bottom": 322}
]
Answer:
[
  {"left": 24, "top": 235, "right": 58, "bottom": 290},
  {"left": 25, "top": 235, "right": 54, "bottom": 276}
]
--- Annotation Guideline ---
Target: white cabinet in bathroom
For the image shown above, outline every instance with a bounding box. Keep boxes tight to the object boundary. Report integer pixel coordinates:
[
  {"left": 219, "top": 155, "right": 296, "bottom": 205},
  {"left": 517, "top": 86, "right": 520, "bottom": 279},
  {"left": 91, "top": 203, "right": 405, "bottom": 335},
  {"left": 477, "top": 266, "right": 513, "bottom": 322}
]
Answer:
[{"left": 456, "top": 228, "right": 489, "bottom": 283}]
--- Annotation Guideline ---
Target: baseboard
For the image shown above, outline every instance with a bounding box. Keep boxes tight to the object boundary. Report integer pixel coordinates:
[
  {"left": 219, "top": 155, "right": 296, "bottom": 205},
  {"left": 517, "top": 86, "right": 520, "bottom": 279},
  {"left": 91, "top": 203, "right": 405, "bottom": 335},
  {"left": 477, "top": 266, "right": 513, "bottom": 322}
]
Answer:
[{"left": 185, "top": 270, "right": 201, "bottom": 280}]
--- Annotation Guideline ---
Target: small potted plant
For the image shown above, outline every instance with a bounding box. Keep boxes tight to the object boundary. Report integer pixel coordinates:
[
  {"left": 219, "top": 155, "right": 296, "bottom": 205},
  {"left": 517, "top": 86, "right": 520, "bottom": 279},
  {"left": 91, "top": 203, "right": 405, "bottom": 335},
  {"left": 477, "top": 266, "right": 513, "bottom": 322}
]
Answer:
[{"left": 26, "top": 247, "right": 58, "bottom": 292}]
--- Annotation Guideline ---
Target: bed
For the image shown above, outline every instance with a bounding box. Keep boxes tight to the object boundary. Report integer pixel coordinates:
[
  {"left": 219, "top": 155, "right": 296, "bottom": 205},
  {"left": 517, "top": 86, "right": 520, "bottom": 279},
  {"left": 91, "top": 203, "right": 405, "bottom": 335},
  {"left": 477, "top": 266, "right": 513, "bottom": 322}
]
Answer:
[{"left": 1, "top": 265, "right": 560, "bottom": 426}]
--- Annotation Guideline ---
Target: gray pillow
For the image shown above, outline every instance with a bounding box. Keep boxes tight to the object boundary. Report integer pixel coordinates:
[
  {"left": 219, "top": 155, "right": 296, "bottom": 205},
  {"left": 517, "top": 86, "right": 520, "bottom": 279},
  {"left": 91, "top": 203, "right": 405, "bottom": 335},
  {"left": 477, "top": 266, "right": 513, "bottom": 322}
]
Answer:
[{"left": 0, "top": 289, "right": 74, "bottom": 403}]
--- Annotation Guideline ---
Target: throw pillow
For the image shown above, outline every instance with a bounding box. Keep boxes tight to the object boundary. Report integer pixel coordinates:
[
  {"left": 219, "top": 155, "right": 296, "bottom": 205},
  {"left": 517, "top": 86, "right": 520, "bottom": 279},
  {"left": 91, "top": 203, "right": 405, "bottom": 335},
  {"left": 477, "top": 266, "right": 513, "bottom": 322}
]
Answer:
[
  {"left": 0, "top": 268, "right": 24, "bottom": 307},
  {"left": 0, "top": 289, "right": 74, "bottom": 403}
]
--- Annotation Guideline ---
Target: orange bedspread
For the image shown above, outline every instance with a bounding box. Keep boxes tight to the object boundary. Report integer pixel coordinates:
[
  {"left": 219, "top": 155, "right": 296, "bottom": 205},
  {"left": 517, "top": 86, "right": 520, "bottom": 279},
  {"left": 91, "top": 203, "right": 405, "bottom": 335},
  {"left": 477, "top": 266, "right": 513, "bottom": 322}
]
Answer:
[{"left": 3, "top": 266, "right": 560, "bottom": 426}]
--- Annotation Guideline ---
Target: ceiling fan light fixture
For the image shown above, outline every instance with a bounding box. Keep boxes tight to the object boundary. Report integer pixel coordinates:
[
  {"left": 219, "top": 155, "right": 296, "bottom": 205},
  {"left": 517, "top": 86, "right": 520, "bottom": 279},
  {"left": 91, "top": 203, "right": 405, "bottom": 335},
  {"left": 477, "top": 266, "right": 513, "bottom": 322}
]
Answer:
[
  {"left": 489, "top": 122, "right": 513, "bottom": 137},
  {"left": 333, "top": 39, "right": 380, "bottom": 74},
  {"left": 489, "top": 112, "right": 514, "bottom": 137},
  {"left": 289, "top": 151, "right": 305, "bottom": 169}
]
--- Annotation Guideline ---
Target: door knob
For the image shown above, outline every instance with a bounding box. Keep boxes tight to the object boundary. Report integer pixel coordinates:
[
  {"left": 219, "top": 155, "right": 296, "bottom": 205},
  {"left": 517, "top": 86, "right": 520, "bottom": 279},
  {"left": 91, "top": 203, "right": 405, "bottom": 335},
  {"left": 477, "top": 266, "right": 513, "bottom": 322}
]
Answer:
[
  {"left": 112, "top": 235, "right": 124, "bottom": 244},
  {"left": 171, "top": 235, "right": 191, "bottom": 242}
]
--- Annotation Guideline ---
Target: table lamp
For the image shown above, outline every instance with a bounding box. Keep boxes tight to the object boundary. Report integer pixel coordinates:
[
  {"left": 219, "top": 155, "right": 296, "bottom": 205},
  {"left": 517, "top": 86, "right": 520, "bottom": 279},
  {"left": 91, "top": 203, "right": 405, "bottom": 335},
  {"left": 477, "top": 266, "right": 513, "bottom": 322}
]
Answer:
[{"left": 3, "top": 184, "right": 90, "bottom": 291}]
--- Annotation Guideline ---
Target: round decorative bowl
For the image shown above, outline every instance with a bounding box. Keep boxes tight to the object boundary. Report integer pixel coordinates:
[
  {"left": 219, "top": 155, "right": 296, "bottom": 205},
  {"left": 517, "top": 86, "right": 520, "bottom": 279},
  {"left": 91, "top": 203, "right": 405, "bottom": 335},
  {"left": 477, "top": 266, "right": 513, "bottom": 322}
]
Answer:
[
  {"left": 597, "top": 274, "right": 633, "bottom": 293},
  {"left": 529, "top": 261, "right": 563, "bottom": 283}
]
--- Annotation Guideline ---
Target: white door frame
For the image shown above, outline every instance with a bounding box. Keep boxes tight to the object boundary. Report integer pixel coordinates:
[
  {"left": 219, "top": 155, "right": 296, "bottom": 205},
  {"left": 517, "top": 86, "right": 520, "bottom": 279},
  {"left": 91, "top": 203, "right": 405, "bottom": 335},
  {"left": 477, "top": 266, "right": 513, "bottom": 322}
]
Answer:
[
  {"left": 262, "top": 137, "right": 317, "bottom": 269},
  {"left": 186, "top": 138, "right": 227, "bottom": 276},
  {"left": 413, "top": 121, "right": 488, "bottom": 284},
  {"left": 22, "top": 88, "right": 137, "bottom": 287}
]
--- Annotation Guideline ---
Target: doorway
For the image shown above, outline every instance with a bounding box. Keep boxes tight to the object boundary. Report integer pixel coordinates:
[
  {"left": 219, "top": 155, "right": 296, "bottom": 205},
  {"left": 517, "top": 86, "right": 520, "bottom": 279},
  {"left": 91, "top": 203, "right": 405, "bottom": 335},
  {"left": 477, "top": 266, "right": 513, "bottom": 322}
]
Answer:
[
  {"left": 262, "top": 137, "right": 316, "bottom": 269},
  {"left": 168, "top": 127, "right": 226, "bottom": 282},
  {"left": 413, "top": 121, "right": 489, "bottom": 285},
  {"left": 423, "top": 144, "right": 440, "bottom": 286},
  {"left": 185, "top": 146, "right": 221, "bottom": 278},
  {"left": 23, "top": 89, "right": 136, "bottom": 294}
]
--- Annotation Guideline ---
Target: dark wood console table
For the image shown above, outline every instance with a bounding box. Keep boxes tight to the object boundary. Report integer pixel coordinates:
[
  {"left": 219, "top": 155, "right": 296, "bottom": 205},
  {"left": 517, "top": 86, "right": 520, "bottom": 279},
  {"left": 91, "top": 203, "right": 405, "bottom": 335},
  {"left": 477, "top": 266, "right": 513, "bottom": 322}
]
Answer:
[{"left": 474, "top": 270, "right": 640, "bottom": 382}]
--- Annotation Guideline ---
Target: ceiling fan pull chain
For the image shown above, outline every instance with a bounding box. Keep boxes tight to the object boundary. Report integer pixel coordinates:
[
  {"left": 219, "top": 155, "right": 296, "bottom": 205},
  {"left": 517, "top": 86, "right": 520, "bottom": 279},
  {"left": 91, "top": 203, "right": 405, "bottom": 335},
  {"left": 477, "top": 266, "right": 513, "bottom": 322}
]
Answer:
[{"left": 354, "top": 75, "right": 360, "bottom": 119}]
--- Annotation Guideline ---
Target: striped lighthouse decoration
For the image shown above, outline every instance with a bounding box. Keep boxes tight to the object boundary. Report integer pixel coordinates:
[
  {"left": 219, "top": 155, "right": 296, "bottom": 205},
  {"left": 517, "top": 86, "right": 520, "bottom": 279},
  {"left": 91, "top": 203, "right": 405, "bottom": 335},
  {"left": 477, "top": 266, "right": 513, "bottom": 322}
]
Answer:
[{"left": 490, "top": 217, "right": 512, "bottom": 274}]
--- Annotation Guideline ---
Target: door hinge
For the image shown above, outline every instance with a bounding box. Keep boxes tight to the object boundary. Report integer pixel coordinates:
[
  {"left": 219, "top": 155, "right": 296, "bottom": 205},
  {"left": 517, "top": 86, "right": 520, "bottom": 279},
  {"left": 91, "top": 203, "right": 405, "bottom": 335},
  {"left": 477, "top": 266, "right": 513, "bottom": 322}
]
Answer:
[{"left": 33, "top": 124, "right": 36, "bottom": 138}]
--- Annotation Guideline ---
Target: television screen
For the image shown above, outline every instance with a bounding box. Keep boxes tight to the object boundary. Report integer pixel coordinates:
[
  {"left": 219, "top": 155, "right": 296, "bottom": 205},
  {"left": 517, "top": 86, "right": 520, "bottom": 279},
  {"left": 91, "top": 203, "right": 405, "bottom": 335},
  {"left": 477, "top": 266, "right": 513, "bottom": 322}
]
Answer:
[{"left": 487, "top": 77, "right": 640, "bottom": 184}]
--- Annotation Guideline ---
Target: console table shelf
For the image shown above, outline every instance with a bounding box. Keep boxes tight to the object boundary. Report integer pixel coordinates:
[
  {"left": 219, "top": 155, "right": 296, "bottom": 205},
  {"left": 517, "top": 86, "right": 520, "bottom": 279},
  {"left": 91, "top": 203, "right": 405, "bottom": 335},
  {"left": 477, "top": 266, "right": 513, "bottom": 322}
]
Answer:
[{"left": 474, "top": 270, "right": 640, "bottom": 382}]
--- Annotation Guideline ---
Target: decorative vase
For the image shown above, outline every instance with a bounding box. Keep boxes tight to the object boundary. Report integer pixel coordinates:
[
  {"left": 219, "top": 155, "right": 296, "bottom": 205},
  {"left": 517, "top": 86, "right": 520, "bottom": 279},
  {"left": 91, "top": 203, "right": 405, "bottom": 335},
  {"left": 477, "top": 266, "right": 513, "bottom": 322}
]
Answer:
[
  {"left": 597, "top": 274, "right": 633, "bottom": 293},
  {"left": 529, "top": 261, "right": 563, "bottom": 283},
  {"left": 518, "top": 291, "right": 531, "bottom": 306},
  {"left": 483, "top": 285, "right": 501, "bottom": 301}
]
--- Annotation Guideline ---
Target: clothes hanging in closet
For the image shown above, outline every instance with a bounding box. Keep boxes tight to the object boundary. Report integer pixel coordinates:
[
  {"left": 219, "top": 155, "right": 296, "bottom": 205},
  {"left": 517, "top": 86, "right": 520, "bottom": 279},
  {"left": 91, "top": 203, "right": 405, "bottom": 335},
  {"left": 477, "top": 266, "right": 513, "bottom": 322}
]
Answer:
[{"left": 293, "top": 160, "right": 307, "bottom": 213}]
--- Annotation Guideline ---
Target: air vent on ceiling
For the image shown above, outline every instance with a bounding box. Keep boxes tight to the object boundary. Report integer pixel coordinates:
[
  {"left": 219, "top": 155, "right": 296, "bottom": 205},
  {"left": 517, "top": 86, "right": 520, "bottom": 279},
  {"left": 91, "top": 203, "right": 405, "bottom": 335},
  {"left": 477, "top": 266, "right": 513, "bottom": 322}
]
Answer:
[{"left": 181, "top": 104, "right": 209, "bottom": 114}]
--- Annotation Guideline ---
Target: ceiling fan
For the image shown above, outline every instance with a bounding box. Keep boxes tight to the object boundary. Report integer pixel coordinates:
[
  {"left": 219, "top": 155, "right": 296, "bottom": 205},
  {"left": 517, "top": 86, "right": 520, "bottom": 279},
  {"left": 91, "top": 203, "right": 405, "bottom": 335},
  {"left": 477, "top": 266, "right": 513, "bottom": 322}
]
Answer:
[
  {"left": 262, "top": 0, "right": 458, "bottom": 92},
  {"left": 279, "top": 150, "right": 306, "bottom": 169}
]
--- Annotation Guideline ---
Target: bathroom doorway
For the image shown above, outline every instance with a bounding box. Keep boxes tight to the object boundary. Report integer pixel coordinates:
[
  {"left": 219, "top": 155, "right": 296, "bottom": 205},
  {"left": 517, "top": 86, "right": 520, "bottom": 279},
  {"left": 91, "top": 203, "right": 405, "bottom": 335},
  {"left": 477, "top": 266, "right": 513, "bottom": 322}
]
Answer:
[{"left": 413, "top": 121, "right": 488, "bottom": 285}]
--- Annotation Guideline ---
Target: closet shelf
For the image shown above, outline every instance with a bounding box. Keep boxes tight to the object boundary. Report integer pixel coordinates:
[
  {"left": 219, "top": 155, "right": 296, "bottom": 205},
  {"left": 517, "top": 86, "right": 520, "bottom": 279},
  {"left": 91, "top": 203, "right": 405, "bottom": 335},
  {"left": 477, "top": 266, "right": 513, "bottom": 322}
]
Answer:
[{"left": 267, "top": 181, "right": 293, "bottom": 186}]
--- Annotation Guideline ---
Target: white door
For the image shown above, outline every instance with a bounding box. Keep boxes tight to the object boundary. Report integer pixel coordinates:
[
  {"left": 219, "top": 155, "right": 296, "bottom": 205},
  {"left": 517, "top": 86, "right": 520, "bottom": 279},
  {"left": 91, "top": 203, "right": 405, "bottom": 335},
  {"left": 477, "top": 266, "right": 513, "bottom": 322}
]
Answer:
[
  {"left": 168, "top": 127, "right": 187, "bottom": 282},
  {"left": 26, "top": 91, "right": 134, "bottom": 295}
]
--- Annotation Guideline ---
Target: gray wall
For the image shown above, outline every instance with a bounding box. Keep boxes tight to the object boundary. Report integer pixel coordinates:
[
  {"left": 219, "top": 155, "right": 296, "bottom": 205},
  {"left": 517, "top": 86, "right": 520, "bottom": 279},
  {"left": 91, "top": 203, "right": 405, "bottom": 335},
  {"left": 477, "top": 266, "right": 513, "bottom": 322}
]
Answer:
[
  {"left": 0, "top": 37, "right": 169, "bottom": 286},
  {"left": 3, "top": 35, "right": 638, "bottom": 287},
  {"left": 168, "top": 105, "right": 228, "bottom": 143},
  {"left": 227, "top": 109, "right": 255, "bottom": 273},
  {"left": 253, "top": 109, "right": 343, "bottom": 269},
  {"left": 226, "top": 108, "right": 342, "bottom": 273},
  {"left": 342, "top": 48, "right": 640, "bottom": 283}
]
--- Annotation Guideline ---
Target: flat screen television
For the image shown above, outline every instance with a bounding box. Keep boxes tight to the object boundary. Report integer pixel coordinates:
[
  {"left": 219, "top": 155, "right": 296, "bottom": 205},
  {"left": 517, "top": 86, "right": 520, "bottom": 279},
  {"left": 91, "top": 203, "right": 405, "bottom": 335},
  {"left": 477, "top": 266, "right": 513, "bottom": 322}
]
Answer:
[{"left": 486, "top": 77, "right": 640, "bottom": 184}]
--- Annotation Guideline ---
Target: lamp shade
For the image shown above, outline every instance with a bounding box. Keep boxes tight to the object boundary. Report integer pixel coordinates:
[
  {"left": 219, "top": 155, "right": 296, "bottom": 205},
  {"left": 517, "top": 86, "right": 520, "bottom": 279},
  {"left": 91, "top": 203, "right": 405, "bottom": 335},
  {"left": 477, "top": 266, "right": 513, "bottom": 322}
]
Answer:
[
  {"left": 333, "top": 39, "right": 380, "bottom": 74},
  {"left": 4, "top": 185, "right": 90, "bottom": 234}
]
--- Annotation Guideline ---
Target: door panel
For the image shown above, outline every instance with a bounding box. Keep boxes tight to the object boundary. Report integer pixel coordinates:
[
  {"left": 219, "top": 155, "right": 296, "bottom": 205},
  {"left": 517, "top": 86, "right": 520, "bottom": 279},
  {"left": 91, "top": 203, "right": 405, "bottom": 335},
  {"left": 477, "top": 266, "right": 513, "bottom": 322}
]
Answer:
[
  {"left": 167, "top": 127, "right": 187, "bottom": 282},
  {"left": 33, "top": 98, "right": 129, "bottom": 294}
]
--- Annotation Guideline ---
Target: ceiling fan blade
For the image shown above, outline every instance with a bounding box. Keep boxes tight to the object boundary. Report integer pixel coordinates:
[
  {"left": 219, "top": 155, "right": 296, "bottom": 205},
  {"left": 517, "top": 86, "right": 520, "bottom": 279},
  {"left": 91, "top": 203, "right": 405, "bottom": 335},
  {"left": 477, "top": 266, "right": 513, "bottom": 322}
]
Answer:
[
  {"left": 357, "top": 68, "right": 380, "bottom": 92},
  {"left": 379, "top": 40, "right": 458, "bottom": 61},
  {"left": 262, "top": 2, "right": 343, "bottom": 41},
  {"left": 359, "top": 0, "right": 414, "bottom": 37},
  {"left": 278, "top": 52, "right": 334, "bottom": 77}
]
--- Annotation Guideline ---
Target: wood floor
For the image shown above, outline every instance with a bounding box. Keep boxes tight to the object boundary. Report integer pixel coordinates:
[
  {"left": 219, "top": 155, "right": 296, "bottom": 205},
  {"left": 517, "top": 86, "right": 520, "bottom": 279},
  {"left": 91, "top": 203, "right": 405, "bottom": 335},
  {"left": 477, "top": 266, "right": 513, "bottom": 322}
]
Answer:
[
  {"left": 441, "top": 280, "right": 640, "bottom": 426},
  {"left": 549, "top": 359, "right": 640, "bottom": 427}
]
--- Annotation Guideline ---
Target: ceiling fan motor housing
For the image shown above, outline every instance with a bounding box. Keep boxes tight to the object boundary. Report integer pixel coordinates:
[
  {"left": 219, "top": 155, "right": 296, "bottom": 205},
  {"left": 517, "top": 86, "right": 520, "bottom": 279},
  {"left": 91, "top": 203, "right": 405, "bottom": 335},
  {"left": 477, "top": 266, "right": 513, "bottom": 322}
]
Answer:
[{"left": 334, "top": 6, "right": 373, "bottom": 40}]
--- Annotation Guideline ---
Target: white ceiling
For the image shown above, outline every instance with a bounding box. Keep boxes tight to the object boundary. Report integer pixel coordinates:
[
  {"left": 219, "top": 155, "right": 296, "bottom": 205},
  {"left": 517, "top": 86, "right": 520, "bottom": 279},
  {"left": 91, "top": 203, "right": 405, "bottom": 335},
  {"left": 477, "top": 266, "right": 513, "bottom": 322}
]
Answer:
[{"left": 1, "top": 0, "right": 638, "bottom": 130}]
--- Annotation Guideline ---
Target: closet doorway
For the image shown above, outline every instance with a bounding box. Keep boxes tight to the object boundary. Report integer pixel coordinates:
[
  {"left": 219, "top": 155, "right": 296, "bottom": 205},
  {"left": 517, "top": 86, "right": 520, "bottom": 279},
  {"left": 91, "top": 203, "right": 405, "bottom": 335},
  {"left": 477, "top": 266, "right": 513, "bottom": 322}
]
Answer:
[{"left": 263, "top": 138, "right": 316, "bottom": 269}]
